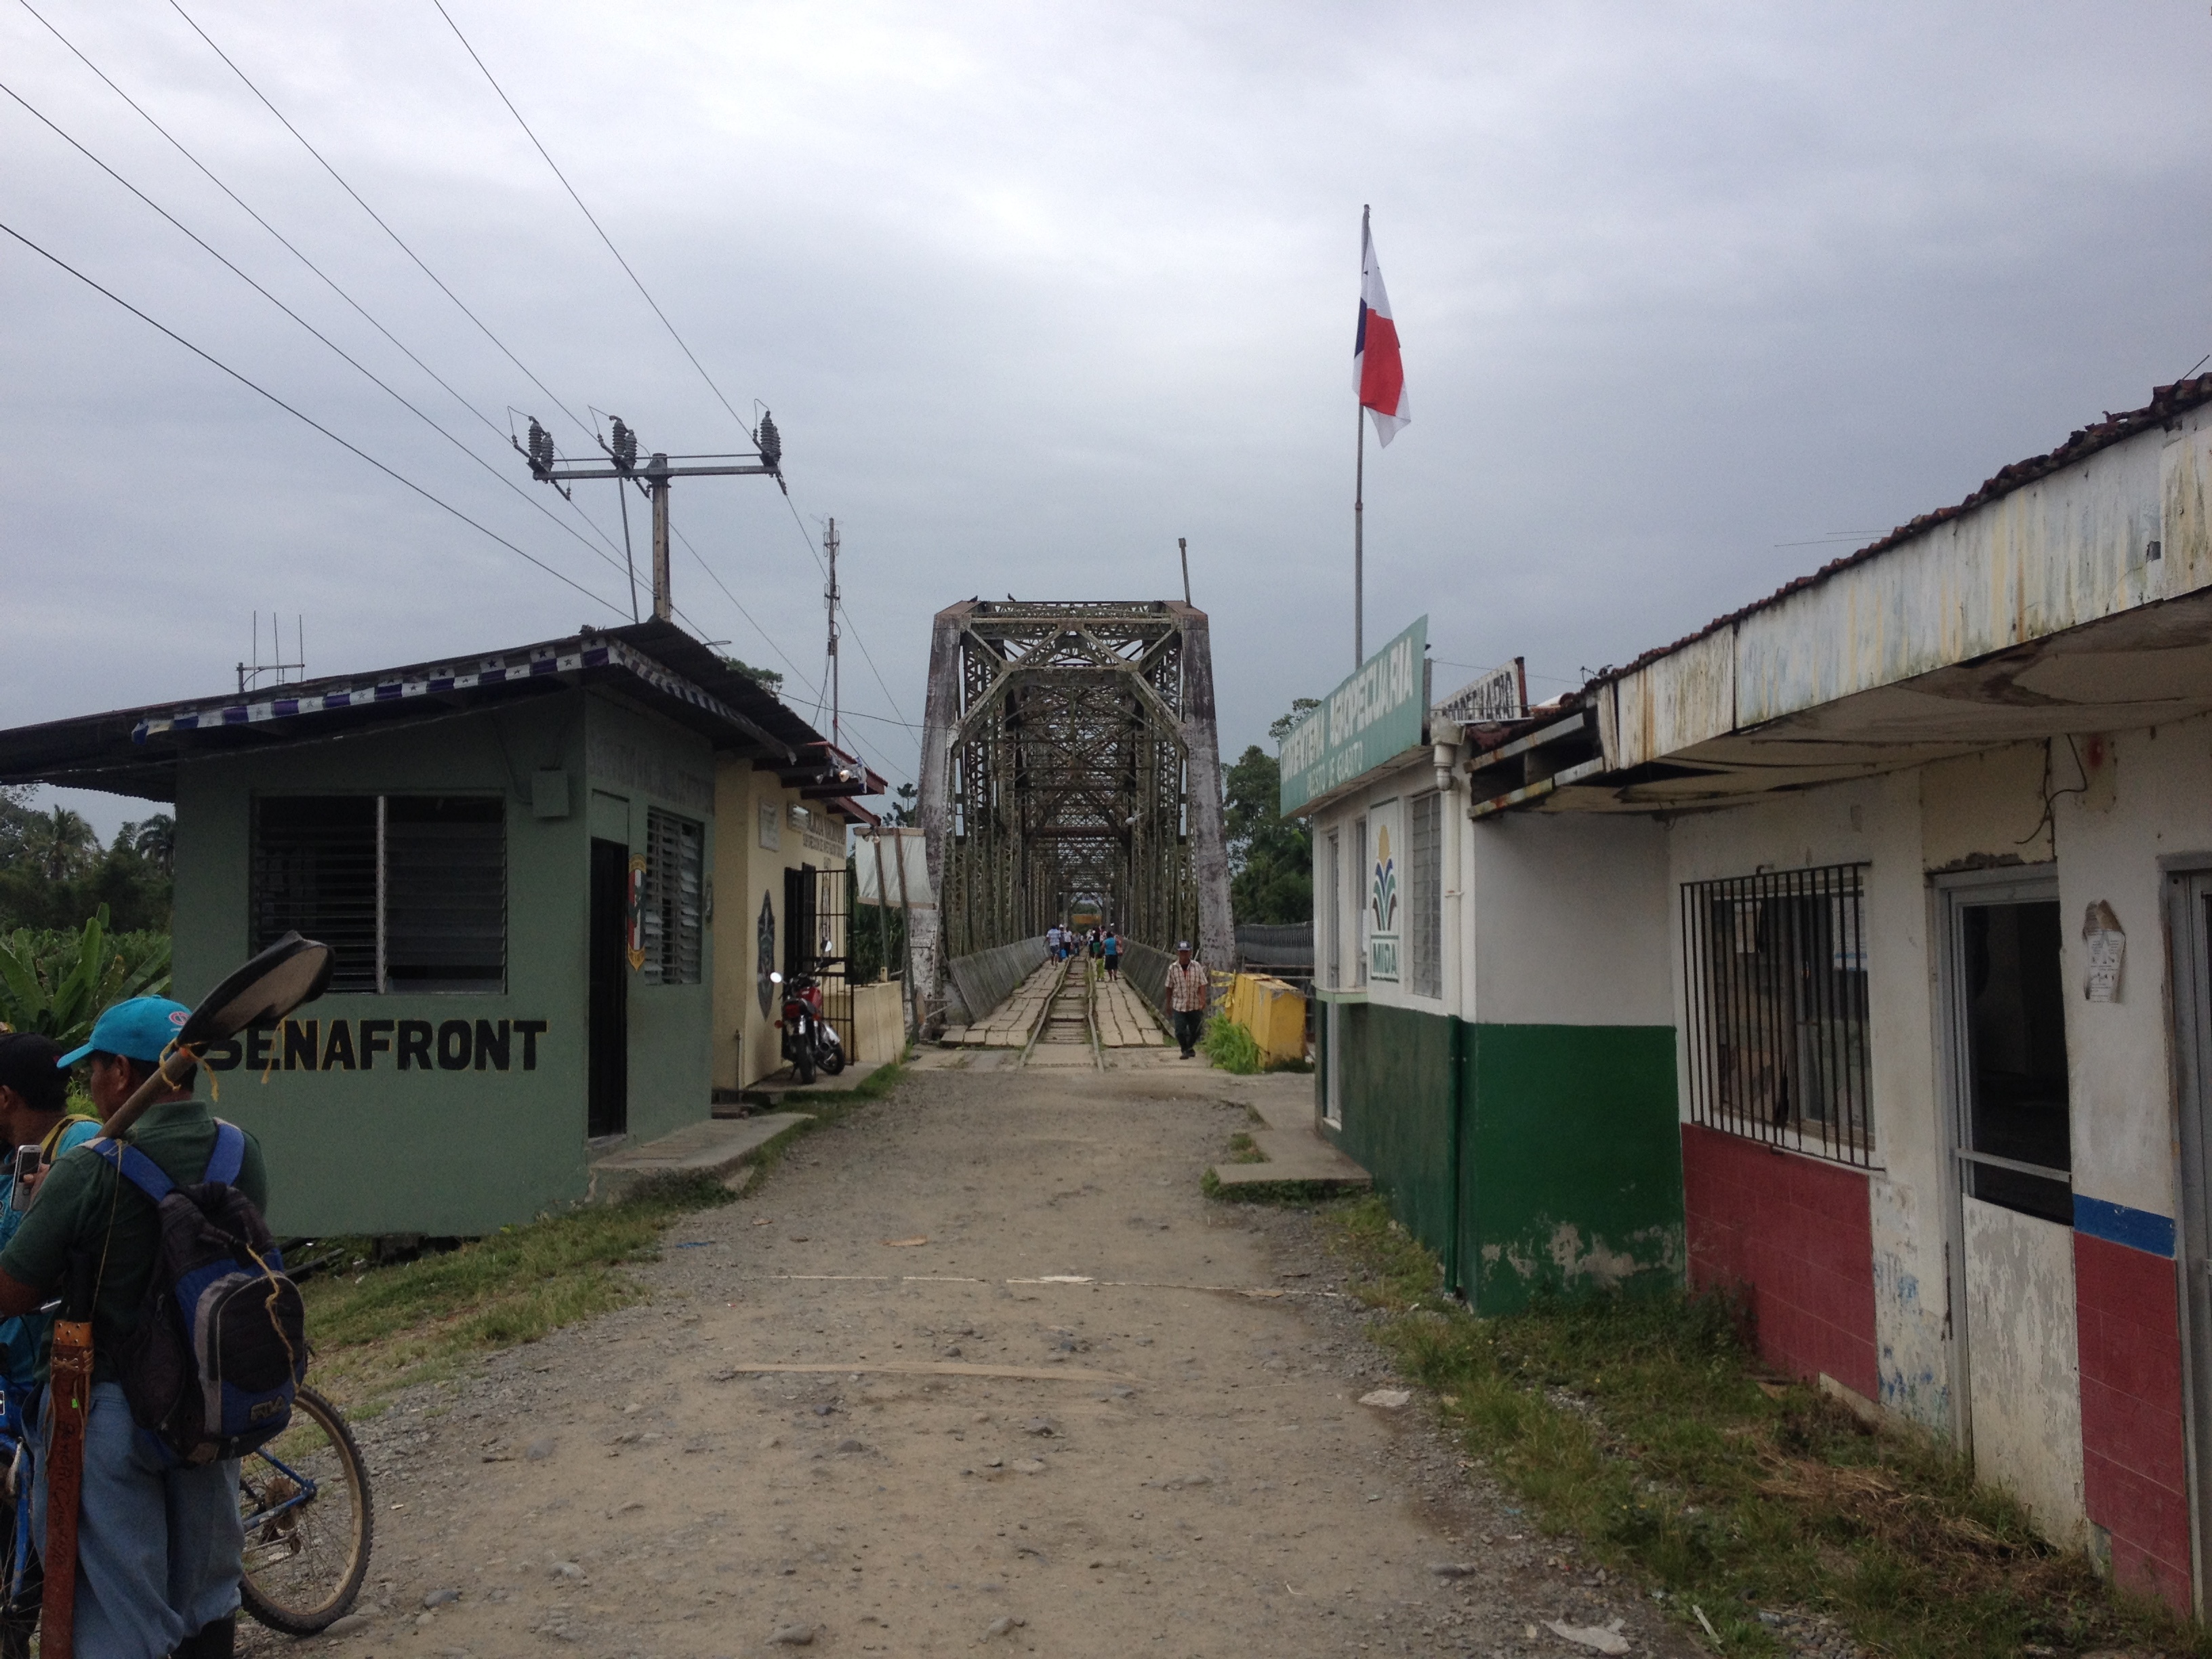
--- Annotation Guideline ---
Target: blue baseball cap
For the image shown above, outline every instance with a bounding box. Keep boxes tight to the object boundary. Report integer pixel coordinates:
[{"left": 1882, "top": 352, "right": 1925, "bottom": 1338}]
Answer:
[{"left": 57, "top": 997, "right": 191, "bottom": 1069}]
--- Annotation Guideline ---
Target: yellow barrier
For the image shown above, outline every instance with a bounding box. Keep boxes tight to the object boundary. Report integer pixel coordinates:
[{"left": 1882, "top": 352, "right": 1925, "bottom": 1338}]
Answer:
[{"left": 1224, "top": 973, "right": 1307, "bottom": 1067}]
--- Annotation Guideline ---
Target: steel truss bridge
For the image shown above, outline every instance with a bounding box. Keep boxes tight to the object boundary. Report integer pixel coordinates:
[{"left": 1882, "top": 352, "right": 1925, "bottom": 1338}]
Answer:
[{"left": 920, "top": 599, "right": 1231, "bottom": 982}]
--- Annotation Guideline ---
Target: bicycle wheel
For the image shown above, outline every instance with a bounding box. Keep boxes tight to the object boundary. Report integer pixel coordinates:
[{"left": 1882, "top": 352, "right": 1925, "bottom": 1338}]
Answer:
[{"left": 239, "top": 1383, "right": 374, "bottom": 1636}]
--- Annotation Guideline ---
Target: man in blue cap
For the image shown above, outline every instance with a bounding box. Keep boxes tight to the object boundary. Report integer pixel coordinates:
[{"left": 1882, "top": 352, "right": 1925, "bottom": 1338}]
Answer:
[{"left": 0, "top": 998, "right": 268, "bottom": 1659}]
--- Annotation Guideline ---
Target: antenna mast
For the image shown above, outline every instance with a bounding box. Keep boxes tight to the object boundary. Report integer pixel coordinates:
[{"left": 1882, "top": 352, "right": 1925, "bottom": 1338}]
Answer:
[{"left": 824, "top": 516, "right": 842, "bottom": 750}]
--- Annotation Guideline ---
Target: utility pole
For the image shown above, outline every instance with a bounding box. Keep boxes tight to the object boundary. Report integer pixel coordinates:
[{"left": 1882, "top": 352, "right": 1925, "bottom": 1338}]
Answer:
[
  {"left": 516, "top": 412, "right": 782, "bottom": 621},
  {"left": 824, "top": 516, "right": 841, "bottom": 750}
]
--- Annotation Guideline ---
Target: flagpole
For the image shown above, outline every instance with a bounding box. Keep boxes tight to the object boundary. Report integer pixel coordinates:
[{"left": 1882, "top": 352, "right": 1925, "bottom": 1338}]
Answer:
[
  {"left": 1354, "top": 201, "right": 1373, "bottom": 668},
  {"left": 1353, "top": 401, "right": 1365, "bottom": 668}
]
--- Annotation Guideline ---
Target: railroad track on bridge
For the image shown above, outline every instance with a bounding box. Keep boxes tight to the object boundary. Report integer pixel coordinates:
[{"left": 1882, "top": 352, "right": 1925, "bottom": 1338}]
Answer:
[{"left": 1023, "top": 959, "right": 1100, "bottom": 1069}]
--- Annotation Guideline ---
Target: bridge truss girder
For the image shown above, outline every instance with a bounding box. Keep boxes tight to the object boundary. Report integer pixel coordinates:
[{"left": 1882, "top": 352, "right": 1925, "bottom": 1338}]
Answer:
[{"left": 920, "top": 599, "right": 1231, "bottom": 977}]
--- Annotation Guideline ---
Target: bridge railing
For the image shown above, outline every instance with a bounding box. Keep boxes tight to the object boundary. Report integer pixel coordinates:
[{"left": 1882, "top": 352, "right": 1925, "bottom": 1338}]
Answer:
[{"left": 943, "top": 935, "right": 1050, "bottom": 1028}]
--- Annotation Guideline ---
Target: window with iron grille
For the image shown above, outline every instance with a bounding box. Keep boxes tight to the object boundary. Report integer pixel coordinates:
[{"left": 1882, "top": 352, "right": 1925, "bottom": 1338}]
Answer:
[
  {"left": 1406, "top": 792, "right": 1443, "bottom": 998},
  {"left": 642, "top": 808, "right": 703, "bottom": 985},
  {"left": 1680, "top": 863, "right": 1872, "bottom": 1164},
  {"left": 252, "top": 795, "right": 505, "bottom": 993}
]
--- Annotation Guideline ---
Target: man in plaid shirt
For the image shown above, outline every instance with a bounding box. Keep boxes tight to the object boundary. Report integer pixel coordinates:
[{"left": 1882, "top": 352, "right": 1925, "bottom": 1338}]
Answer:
[{"left": 1165, "top": 941, "right": 1209, "bottom": 1058}]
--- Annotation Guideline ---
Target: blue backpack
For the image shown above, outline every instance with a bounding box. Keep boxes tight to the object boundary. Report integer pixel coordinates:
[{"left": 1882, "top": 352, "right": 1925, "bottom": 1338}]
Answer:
[{"left": 96, "top": 1123, "right": 307, "bottom": 1467}]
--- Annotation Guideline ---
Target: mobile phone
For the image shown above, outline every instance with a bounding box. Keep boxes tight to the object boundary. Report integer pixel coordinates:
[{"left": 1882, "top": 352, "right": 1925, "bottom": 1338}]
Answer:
[{"left": 9, "top": 1145, "right": 41, "bottom": 1213}]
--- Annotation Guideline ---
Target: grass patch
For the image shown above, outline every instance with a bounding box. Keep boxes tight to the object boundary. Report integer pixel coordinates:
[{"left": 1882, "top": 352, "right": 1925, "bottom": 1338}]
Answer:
[
  {"left": 1225, "top": 1131, "right": 1269, "bottom": 1164},
  {"left": 298, "top": 1172, "right": 736, "bottom": 1408},
  {"left": 298, "top": 1057, "right": 912, "bottom": 1410},
  {"left": 1327, "top": 1195, "right": 2205, "bottom": 1658},
  {"left": 1202, "top": 1017, "right": 1263, "bottom": 1073}
]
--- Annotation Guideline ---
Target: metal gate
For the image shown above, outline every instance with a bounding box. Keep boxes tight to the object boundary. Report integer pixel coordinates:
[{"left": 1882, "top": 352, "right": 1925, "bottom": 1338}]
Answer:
[{"left": 783, "top": 863, "right": 853, "bottom": 1059}]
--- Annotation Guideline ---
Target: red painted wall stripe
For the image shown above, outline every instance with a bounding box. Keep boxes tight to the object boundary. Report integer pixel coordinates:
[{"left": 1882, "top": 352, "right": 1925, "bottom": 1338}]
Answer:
[
  {"left": 1682, "top": 1123, "right": 1878, "bottom": 1400},
  {"left": 2074, "top": 1231, "right": 2190, "bottom": 1613}
]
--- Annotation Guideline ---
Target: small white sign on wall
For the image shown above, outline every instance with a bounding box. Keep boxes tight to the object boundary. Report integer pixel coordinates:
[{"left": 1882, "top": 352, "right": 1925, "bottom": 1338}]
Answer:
[
  {"left": 1367, "top": 798, "right": 1403, "bottom": 983},
  {"left": 2083, "top": 899, "right": 2125, "bottom": 1002},
  {"left": 758, "top": 800, "right": 781, "bottom": 852}
]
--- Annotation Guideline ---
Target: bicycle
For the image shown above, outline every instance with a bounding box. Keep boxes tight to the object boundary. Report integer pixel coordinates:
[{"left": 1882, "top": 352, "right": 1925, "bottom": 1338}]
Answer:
[{"left": 238, "top": 1382, "right": 375, "bottom": 1635}]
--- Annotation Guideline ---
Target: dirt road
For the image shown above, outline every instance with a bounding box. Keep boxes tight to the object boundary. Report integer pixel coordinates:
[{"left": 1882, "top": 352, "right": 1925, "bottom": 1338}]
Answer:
[{"left": 268, "top": 1057, "right": 1685, "bottom": 1658}]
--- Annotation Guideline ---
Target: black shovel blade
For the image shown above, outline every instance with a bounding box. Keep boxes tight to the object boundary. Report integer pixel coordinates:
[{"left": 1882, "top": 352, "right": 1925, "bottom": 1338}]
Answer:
[{"left": 178, "top": 932, "right": 334, "bottom": 1048}]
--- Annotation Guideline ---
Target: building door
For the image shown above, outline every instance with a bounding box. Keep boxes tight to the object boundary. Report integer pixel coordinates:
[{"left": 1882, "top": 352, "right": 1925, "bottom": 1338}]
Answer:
[
  {"left": 2168, "top": 869, "right": 2212, "bottom": 1607},
  {"left": 1940, "top": 872, "right": 2080, "bottom": 1539},
  {"left": 783, "top": 864, "right": 819, "bottom": 978},
  {"left": 588, "top": 838, "right": 629, "bottom": 1139}
]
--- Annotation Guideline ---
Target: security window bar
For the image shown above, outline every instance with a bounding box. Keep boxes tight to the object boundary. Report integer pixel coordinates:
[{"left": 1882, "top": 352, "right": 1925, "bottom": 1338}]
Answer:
[
  {"left": 253, "top": 796, "right": 505, "bottom": 993},
  {"left": 1406, "top": 792, "right": 1443, "bottom": 999},
  {"left": 1681, "top": 863, "right": 1872, "bottom": 1165},
  {"left": 642, "top": 808, "right": 704, "bottom": 985}
]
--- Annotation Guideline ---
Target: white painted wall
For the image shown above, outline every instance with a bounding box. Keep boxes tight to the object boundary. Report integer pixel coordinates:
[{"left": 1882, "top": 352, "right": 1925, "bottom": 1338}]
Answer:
[
  {"left": 2050, "top": 714, "right": 2212, "bottom": 1222},
  {"left": 1469, "top": 811, "right": 1671, "bottom": 1027},
  {"left": 1307, "top": 754, "right": 1456, "bottom": 1015}
]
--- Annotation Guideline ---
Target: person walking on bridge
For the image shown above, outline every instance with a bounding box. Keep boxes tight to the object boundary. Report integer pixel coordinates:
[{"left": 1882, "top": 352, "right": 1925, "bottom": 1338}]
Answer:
[{"left": 1166, "top": 941, "right": 1209, "bottom": 1059}]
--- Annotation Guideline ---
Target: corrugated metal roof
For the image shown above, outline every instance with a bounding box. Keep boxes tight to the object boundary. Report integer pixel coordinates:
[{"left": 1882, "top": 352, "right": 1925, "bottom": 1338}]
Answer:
[{"left": 1596, "top": 374, "right": 2212, "bottom": 689}]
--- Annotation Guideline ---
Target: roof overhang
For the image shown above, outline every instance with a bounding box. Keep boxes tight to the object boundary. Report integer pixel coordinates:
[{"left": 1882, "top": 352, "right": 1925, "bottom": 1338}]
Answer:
[
  {"left": 0, "top": 623, "right": 873, "bottom": 804},
  {"left": 1469, "top": 380, "right": 2212, "bottom": 819}
]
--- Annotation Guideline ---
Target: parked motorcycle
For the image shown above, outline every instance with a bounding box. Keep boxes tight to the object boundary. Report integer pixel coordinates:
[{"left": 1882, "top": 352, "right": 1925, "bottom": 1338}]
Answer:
[{"left": 771, "top": 958, "right": 846, "bottom": 1084}]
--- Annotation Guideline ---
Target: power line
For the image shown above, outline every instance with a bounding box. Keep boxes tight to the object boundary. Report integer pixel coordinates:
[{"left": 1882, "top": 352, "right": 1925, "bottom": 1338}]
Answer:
[
  {"left": 17, "top": 0, "right": 507, "bottom": 445},
  {"left": 0, "top": 74, "right": 650, "bottom": 602},
  {"left": 166, "top": 0, "right": 596, "bottom": 444},
  {"left": 422, "top": 3, "right": 918, "bottom": 783},
  {"left": 431, "top": 0, "right": 754, "bottom": 438},
  {"left": 0, "top": 215, "right": 623, "bottom": 615}
]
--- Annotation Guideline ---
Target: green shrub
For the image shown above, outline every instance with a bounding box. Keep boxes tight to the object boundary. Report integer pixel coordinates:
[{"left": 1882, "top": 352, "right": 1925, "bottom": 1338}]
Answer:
[
  {"left": 1202, "top": 1017, "right": 1263, "bottom": 1074},
  {"left": 0, "top": 907, "right": 171, "bottom": 1047}
]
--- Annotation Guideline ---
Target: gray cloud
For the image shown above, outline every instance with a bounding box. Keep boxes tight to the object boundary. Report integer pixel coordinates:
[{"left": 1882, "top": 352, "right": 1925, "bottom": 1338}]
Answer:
[{"left": 5, "top": 0, "right": 2210, "bottom": 842}]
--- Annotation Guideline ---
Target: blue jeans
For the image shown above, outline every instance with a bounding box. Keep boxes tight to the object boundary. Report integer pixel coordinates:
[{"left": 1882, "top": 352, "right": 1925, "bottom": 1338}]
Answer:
[
  {"left": 34, "top": 1382, "right": 242, "bottom": 1658},
  {"left": 1174, "top": 1009, "right": 1204, "bottom": 1054}
]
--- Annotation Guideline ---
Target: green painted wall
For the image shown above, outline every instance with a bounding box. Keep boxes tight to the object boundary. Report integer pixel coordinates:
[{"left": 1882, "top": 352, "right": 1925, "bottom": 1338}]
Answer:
[
  {"left": 1327, "top": 1001, "right": 1461, "bottom": 1274},
  {"left": 1321, "top": 998, "right": 1683, "bottom": 1315},
  {"left": 1462, "top": 1024, "right": 1683, "bottom": 1313},
  {"left": 583, "top": 695, "right": 716, "bottom": 1155},
  {"left": 173, "top": 689, "right": 717, "bottom": 1237}
]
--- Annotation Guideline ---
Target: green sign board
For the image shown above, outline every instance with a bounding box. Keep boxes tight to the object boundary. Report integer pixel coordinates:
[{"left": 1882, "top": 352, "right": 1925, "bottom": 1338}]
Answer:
[{"left": 1278, "top": 616, "right": 1428, "bottom": 815}]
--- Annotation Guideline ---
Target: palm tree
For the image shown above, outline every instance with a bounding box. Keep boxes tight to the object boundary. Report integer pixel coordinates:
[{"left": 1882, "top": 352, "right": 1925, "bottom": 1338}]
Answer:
[
  {"left": 25, "top": 808, "right": 97, "bottom": 883},
  {"left": 131, "top": 815, "right": 175, "bottom": 875}
]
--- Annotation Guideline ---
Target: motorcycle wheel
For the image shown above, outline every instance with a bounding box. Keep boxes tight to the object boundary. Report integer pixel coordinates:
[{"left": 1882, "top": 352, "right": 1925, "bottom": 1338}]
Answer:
[
  {"left": 821, "top": 1047, "right": 846, "bottom": 1076},
  {"left": 796, "top": 1048, "right": 816, "bottom": 1085}
]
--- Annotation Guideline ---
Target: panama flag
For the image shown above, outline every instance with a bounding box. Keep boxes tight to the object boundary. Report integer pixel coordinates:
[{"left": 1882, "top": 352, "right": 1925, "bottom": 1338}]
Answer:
[{"left": 1354, "top": 211, "right": 1409, "bottom": 445}]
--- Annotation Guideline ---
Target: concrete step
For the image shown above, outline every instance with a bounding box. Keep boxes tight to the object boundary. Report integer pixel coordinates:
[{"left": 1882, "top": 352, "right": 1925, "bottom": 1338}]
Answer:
[
  {"left": 726, "top": 1061, "right": 891, "bottom": 1109},
  {"left": 588, "top": 1111, "right": 813, "bottom": 1205},
  {"left": 1206, "top": 1097, "right": 1371, "bottom": 1194}
]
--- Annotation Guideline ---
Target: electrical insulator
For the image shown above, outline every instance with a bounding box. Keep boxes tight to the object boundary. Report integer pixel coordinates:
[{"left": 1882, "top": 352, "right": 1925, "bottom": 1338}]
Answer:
[
  {"left": 526, "top": 417, "right": 554, "bottom": 476},
  {"left": 611, "top": 417, "right": 637, "bottom": 470},
  {"left": 756, "top": 410, "right": 781, "bottom": 473}
]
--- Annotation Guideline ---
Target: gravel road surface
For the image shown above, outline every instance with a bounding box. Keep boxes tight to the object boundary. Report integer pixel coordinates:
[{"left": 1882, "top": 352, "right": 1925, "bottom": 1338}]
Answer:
[{"left": 248, "top": 1056, "right": 1696, "bottom": 1659}]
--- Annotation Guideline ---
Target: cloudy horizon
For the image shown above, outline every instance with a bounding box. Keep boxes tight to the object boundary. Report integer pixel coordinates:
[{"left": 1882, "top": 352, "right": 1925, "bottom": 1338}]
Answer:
[{"left": 5, "top": 1, "right": 2209, "bottom": 840}]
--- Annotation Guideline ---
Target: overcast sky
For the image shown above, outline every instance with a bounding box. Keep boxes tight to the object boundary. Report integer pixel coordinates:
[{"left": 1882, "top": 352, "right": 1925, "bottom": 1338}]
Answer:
[{"left": 5, "top": 1, "right": 2209, "bottom": 839}]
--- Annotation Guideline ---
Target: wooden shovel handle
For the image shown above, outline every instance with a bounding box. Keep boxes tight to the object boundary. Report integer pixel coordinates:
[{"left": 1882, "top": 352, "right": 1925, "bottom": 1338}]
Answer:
[{"left": 39, "top": 1319, "right": 94, "bottom": 1659}]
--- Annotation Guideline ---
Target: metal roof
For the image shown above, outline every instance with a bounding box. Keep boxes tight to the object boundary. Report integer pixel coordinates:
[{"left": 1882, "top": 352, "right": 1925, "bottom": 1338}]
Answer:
[
  {"left": 1452, "top": 374, "right": 2212, "bottom": 817},
  {"left": 1600, "top": 374, "right": 2212, "bottom": 687},
  {"left": 0, "top": 621, "right": 882, "bottom": 811}
]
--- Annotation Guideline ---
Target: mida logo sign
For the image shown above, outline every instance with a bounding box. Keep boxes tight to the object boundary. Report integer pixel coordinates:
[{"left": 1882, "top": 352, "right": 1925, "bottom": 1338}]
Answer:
[{"left": 1368, "top": 799, "right": 1401, "bottom": 983}]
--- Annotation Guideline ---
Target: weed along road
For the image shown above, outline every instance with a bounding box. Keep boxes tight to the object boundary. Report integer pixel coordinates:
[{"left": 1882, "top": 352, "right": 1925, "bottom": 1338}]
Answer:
[{"left": 258, "top": 1058, "right": 1686, "bottom": 1659}]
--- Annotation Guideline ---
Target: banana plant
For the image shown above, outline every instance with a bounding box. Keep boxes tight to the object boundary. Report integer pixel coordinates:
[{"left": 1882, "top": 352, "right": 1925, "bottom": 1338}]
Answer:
[{"left": 0, "top": 908, "right": 171, "bottom": 1048}]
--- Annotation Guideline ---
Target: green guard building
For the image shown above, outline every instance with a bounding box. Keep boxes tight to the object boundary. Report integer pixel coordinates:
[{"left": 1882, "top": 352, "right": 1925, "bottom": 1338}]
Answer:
[{"left": 0, "top": 620, "right": 877, "bottom": 1238}]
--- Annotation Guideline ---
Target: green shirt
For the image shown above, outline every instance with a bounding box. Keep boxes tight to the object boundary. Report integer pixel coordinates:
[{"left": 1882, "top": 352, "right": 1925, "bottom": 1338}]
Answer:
[{"left": 0, "top": 1099, "right": 268, "bottom": 1386}]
